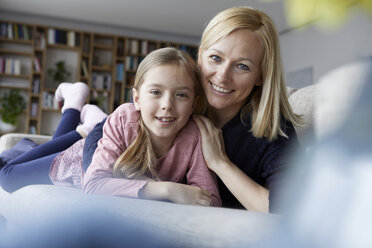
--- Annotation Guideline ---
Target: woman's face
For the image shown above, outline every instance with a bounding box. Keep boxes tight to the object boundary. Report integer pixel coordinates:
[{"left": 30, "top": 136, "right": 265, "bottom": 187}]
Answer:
[{"left": 199, "top": 28, "right": 263, "bottom": 117}]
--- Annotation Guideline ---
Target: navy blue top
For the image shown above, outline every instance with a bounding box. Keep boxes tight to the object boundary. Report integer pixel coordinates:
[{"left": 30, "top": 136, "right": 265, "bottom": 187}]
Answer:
[
  {"left": 220, "top": 109, "right": 298, "bottom": 212},
  {"left": 83, "top": 108, "right": 298, "bottom": 212}
]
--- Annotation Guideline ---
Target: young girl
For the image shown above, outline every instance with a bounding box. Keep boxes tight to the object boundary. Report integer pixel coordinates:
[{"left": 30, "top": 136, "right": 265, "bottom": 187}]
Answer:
[
  {"left": 0, "top": 82, "right": 108, "bottom": 192},
  {"left": 83, "top": 47, "right": 221, "bottom": 207}
]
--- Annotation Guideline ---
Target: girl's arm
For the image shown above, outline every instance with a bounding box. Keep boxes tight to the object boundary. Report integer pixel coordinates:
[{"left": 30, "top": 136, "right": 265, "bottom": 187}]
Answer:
[
  {"left": 193, "top": 115, "right": 269, "bottom": 212},
  {"left": 139, "top": 182, "right": 213, "bottom": 206},
  {"left": 83, "top": 104, "right": 149, "bottom": 198}
]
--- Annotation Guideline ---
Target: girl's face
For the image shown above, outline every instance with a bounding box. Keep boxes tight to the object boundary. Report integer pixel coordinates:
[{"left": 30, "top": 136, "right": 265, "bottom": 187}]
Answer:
[
  {"left": 133, "top": 64, "right": 195, "bottom": 146},
  {"left": 199, "top": 28, "right": 263, "bottom": 120}
]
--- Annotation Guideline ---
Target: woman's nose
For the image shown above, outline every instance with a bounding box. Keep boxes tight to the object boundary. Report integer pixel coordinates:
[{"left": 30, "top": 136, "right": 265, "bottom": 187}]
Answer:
[{"left": 215, "top": 64, "right": 231, "bottom": 84}]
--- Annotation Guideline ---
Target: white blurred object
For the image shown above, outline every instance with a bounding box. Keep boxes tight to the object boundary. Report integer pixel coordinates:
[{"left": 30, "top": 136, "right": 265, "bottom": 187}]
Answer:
[
  {"left": 270, "top": 57, "right": 372, "bottom": 248},
  {"left": 314, "top": 58, "right": 371, "bottom": 140}
]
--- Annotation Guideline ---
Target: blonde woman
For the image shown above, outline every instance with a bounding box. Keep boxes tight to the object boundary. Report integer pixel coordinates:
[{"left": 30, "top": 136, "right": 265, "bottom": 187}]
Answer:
[{"left": 193, "top": 6, "right": 302, "bottom": 212}]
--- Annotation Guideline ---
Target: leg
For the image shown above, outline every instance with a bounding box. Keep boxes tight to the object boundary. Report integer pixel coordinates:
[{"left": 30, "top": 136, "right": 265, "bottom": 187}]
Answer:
[
  {"left": 52, "top": 109, "right": 81, "bottom": 138},
  {"left": 0, "top": 153, "right": 57, "bottom": 192},
  {"left": 53, "top": 82, "right": 89, "bottom": 138},
  {"left": 6, "top": 131, "right": 82, "bottom": 166}
]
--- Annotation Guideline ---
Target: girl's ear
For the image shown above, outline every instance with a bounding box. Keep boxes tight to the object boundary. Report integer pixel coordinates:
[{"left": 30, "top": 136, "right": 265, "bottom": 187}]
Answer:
[{"left": 132, "top": 88, "right": 141, "bottom": 111}]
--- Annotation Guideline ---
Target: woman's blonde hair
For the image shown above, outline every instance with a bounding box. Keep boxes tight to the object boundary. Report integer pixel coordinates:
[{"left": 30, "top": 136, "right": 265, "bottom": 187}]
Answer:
[
  {"left": 113, "top": 47, "right": 204, "bottom": 179},
  {"left": 199, "top": 6, "right": 303, "bottom": 141}
]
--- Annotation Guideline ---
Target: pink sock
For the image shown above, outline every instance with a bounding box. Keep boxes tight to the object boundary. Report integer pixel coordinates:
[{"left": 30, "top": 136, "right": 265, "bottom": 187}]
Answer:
[
  {"left": 55, "top": 82, "right": 89, "bottom": 113},
  {"left": 76, "top": 104, "right": 107, "bottom": 136}
]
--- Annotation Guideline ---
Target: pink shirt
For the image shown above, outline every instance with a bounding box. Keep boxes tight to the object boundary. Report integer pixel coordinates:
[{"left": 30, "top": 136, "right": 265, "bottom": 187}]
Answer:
[{"left": 83, "top": 103, "right": 221, "bottom": 207}]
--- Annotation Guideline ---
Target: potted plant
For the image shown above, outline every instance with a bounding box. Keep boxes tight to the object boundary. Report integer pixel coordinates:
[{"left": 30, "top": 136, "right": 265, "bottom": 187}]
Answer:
[
  {"left": 0, "top": 89, "right": 26, "bottom": 132},
  {"left": 47, "top": 61, "right": 70, "bottom": 83}
]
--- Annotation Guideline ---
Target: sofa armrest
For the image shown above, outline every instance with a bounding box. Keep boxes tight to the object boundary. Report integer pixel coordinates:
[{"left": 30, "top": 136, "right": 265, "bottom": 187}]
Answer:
[{"left": 0, "top": 133, "right": 52, "bottom": 153}]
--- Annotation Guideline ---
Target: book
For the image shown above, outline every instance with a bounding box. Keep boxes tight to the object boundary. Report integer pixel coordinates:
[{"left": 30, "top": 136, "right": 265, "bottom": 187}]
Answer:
[
  {"left": 82, "top": 60, "right": 89, "bottom": 77},
  {"left": 48, "top": 28, "right": 55, "bottom": 44},
  {"left": 14, "top": 59, "right": 21, "bottom": 75},
  {"left": 131, "top": 39, "right": 139, "bottom": 54},
  {"left": 67, "top": 31, "right": 75, "bottom": 46},
  {"left": 34, "top": 57, "right": 41, "bottom": 72}
]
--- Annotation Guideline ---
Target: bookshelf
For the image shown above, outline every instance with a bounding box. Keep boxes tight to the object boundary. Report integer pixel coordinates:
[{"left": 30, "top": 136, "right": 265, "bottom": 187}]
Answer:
[{"left": 0, "top": 20, "right": 198, "bottom": 135}]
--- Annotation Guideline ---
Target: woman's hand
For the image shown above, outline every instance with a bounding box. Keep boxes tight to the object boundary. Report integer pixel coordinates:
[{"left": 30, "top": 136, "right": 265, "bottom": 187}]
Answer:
[
  {"left": 193, "top": 115, "right": 269, "bottom": 212},
  {"left": 192, "top": 115, "right": 229, "bottom": 172},
  {"left": 140, "top": 182, "right": 212, "bottom": 206}
]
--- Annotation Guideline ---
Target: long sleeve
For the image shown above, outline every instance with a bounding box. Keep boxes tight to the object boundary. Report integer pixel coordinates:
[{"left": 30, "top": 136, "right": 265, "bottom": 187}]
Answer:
[{"left": 83, "top": 104, "right": 148, "bottom": 198}]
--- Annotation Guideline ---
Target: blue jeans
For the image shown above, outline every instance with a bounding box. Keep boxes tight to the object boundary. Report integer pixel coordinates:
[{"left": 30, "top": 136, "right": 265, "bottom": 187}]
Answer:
[{"left": 0, "top": 109, "right": 82, "bottom": 192}]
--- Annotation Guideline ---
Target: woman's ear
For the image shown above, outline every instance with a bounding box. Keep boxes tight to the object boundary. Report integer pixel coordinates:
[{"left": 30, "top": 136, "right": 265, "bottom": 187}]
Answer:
[
  {"left": 197, "top": 49, "right": 203, "bottom": 66},
  {"left": 132, "top": 88, "right": 141, "bottom": 111}
]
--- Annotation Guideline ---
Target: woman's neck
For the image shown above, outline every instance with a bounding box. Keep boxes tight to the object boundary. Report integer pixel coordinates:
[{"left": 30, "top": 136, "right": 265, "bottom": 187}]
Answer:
[{"left": 208, "top": 106, "right": 241, "bottom": 129}]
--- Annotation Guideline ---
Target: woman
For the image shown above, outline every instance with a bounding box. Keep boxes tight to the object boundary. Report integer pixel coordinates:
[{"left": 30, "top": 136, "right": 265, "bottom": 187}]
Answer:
[
  {"left": 83, "top": 6, "right": 301, "bottom": 213},
  {"left": 193, "top": 6, "right": 302, "bottom": 212}
]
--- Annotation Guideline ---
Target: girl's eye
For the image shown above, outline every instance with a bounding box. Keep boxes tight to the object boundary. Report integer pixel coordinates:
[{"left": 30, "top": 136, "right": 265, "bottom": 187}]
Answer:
[
  {"left": 210, "top": 55, "right": 222, "bottom": 62},
  {"left": 176, "top": 92, "right": 188, "bottom": 98},
  {"left": 237, "top": 64, "right": 249, "bottom": 71},
  {"left": 150, "top": 90, "right": 161, "bottom": 95}
]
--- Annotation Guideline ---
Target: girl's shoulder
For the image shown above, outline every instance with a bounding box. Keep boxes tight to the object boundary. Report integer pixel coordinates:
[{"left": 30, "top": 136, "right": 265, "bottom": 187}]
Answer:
[
  {"left": 176, "top": 118, "right": 200, "bottom": 140},
  {"left": 110, "top": 103, "right": 139, "bottom": 124}
]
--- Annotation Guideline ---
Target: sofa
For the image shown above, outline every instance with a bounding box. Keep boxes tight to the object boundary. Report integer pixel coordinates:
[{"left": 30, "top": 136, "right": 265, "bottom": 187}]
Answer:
[{"left": 1, "top": 58, "right": 371, "bottom": 247}]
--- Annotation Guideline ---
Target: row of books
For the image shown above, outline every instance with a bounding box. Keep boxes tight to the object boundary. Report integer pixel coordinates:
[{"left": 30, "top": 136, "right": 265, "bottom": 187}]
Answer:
[
  {"left": 0, "top": 57, "right": 21, "bottom": 75},
  {"left": 0, "top": 23, "right": 32, "bottom": 40},
  {"left": 48, "top": 29, "right": 78, "bottom": 47},
  {"left": 43, "top": 92, "right": 58, "bottom": 109},
  {"left": 124, "top": 40, "right": 157, "bottom": 55},
  {"left": 35, "top": 31, "right": 46, "bottom": 49},
  {"left": 33, "top": 57, "right": 42, "bottom": 73},
  {"left": 91, "top": 73, "right": 112, "bottom": 90},
  {"left": 125, "top": 56, "right": 144, "bottom": 71},
  {"left": 32, "top": 78, "right": 40, "bottom": 94},
  {"left": 30, "top": 102, "right": 39, "bottom": 117}
]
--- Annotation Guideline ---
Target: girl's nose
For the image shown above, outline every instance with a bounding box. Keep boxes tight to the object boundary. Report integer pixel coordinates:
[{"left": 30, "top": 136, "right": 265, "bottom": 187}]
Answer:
[{"left": 161, "top": 95, "right": 173, "bottom": 110}]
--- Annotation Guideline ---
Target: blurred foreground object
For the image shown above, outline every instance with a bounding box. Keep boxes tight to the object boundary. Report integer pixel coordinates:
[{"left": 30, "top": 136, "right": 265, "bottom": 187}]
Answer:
[
  {"left": 265, "top": 0, "right": 372, "bottom": 28},
  {"left": 269, "top": 57, "right": 372, "bottom": 247}
]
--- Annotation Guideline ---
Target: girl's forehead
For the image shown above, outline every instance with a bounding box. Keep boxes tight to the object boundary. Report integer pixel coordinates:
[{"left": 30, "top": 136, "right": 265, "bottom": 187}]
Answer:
[{"left": 141, "top": 64, "right": 195, "bottom": 89}]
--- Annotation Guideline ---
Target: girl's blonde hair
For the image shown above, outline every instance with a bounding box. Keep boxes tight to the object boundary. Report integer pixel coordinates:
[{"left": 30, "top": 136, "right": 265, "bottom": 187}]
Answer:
[
  {"left": 113, "top": 47, "right": 204, "bottom": 179},
  {"left": 199, "top": 6, "right": 303, "bottom": 141}
]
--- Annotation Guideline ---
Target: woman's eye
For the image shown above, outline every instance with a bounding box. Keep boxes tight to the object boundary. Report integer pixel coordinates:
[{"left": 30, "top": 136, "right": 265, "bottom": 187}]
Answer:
[
  {"left": 210, "top": 55, "right": 222, "bottom": 62},
  {"left": 237, "top": 64, "right": 249, "bottom": 71},
  {"left": 150, "top": 90, "right": 161, "bottom": 95}
]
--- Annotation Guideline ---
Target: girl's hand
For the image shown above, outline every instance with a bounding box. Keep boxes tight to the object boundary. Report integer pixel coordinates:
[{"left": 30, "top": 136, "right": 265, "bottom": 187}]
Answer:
[
  {"left": 140, "top": 182, "right": 212, "bottom": 206},
  {"left": 168, "top": 183, "right": 212, "bottom": 206},
  {"left": 192, "top": 115, "right": 229, "bottom": 172}
]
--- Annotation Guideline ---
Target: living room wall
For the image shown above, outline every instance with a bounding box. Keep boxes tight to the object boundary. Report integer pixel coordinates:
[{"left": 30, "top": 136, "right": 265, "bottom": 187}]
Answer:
[
  {"left": 2, "top": 8, "right": 371, "bottom": 89},
  {"left": 280, "top": 10, "right": 372, "bottom": 86}
]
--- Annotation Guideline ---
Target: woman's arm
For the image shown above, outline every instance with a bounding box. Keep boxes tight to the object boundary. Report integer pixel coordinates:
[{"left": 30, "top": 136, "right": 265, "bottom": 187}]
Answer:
[{"left": 193, "top": 115, "right": 269, "bottom": 212}]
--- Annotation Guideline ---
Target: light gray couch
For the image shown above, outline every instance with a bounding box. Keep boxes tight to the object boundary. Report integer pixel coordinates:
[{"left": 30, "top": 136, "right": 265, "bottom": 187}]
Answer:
[
  {"left": 2, "top": 57, "right": 369, "bottom": 248},
  {"left": 0, "top": 84, "right": 315, "bottom": 248}
]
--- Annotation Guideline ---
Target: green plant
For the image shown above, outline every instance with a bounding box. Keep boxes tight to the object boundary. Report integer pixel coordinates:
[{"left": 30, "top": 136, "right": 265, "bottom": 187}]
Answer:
[
  {"left": 0, "top": 89, "right": 26, "bottom": 125},
  {"left": 47, "top": 61, "right": 70, "bottom": 82}
]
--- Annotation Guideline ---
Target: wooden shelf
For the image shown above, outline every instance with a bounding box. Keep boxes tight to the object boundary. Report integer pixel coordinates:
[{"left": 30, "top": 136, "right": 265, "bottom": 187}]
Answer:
[
  {"left": 0, "top": 48, "right": 33, "bottom": 57},
  {"left": 0, "top": 19, "right": 197, "bottom": 134},
  {"left": 0, "top": 37, "right": 33, "bottom": 44},
  {"left": 0, "top": 73, "right": 31, "bottom": 79}
]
